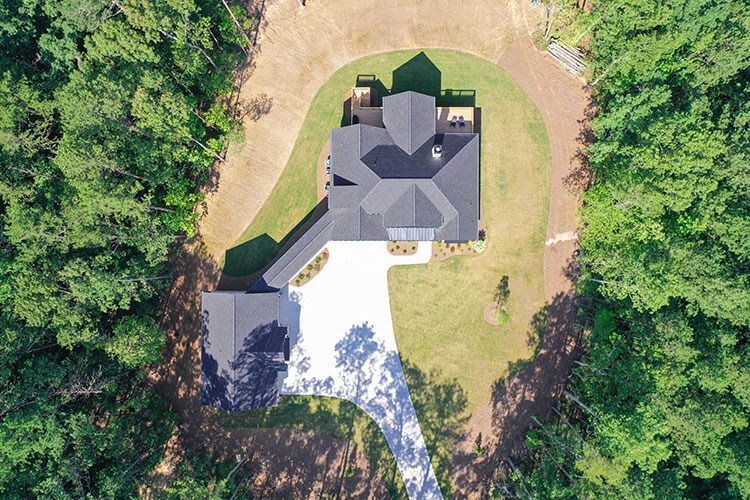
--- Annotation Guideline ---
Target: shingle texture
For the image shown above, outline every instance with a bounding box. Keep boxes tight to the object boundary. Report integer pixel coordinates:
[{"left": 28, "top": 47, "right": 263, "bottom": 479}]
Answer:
[
  {"left": 329, "top": 91, "right": 479, "bottom": 242},
  {"left": 201, "top": 291, "right": 288, "bottom": 411},
  {"left": 251, "top": 212, "right": 334, "bottom": 292}
]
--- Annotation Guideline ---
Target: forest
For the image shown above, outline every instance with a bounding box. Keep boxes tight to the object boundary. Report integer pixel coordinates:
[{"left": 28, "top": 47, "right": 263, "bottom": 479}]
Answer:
[
  {"left": 0, "top": 0, "right": 253, "bottom": 496},
  {"left": 512, "top": 0, "right": 750, "bottom": 498},
  {"left": 1, "top": 0, "right": 749, "bottom": 498}
]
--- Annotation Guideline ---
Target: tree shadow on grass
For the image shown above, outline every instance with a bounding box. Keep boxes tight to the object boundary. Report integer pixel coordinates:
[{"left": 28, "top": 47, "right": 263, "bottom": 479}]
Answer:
[
  {"left": 450, "top": 293, "right": 583, "bottom": 496},
  {"left": 403, "top": 360, "right": 469, "bottom": 497},
  {"left": 216, "top": 356, "right": 469, "bottom": 497}
]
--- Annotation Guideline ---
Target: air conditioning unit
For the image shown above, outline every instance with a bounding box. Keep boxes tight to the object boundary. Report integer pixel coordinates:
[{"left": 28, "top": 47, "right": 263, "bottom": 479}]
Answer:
[{"left": 432, "top": 144, "right": 443, "bottom": 158}]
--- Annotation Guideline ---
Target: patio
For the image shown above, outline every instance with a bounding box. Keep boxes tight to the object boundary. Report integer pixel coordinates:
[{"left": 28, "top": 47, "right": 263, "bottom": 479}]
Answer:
[{"left": 350, "top": 87, "right": 474, "bottom": 133}]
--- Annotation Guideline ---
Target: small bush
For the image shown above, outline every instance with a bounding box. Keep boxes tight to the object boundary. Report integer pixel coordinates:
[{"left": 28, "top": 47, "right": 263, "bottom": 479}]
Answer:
[
  {"left": 450, "top": 246, "right": 456, "bottom": 252},
  {"left": 298, "top": 273, "right": 305, "bottom": 280},
  {"left": 307, "top": 264, "right": 313, "bottom": 271}
]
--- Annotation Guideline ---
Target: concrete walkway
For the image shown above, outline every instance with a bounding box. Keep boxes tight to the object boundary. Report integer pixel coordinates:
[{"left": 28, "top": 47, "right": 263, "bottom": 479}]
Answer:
[{"left": 279, "top": 241, "right": 441, "bottom": 499}]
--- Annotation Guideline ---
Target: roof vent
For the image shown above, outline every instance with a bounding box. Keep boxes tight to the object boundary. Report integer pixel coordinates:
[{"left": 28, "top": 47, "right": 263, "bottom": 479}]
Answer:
[{"left": 431, "top": 144, "right": 443, "bottom": 158}]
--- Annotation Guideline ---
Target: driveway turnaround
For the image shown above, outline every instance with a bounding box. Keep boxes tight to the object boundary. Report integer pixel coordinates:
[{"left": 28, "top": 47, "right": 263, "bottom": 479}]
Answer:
[{"left": 279, "top": 241, "right": 441, "bottom": 499}]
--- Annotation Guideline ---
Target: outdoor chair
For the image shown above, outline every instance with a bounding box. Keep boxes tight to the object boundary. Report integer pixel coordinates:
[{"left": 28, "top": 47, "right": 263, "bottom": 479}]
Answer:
[
  {"left": 459, "top": 116, "right": 465, "bottom": 127},
  {"left": 451, "top": 116, "right": 457, "bottom": 127}
]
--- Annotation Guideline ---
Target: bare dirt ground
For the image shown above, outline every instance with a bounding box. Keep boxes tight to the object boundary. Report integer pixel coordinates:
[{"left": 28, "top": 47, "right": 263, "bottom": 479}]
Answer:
[
  {"left": 449, "top": 39, "right": 590, "bottom": 496},
  {"left": 152, "top": 0, "right": 588, "bottom": 496}
]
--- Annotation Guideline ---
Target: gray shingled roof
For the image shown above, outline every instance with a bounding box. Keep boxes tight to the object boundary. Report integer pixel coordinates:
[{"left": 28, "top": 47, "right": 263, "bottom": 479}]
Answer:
[
  {"left": 251, "top": 212, "right": 334, "bottom": 292},
  {"left": 329, "top": 91, "right": 479, "bottom": 242},
  {"left": 382, "top": 92, "right": 435, "bottom": 155},
  {"left": 201, "top": 291, "right": 288, "bottom": 411}
]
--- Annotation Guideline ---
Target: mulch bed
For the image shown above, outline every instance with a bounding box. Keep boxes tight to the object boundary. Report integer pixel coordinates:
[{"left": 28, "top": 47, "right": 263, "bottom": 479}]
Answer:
[
  {"left": 483, "top": 303, "right": 500, "bottom": 326},
  {"left": 387, "top": 241, "right": 418, "bottom": 255},
  {"left": 291, "top": 248, "right": 330, "bottom": 287},
  {"left": 432, "top": 240, "right": 483, "bottom": 261}
]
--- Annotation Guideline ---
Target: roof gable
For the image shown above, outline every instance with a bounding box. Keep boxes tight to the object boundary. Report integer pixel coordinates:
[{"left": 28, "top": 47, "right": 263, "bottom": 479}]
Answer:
[{"left": 382, "top": 91, "right": 435, "bottom": 155}]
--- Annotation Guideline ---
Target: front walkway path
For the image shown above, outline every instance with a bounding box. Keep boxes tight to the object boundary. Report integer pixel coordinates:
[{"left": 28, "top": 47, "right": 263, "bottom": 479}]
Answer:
[{"left": 279, "top": 241, "right": 441, "bottom": 499}]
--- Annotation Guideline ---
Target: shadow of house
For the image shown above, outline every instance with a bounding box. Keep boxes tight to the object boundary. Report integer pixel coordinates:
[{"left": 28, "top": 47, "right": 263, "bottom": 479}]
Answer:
[
  {"left": 391, "top": 52, "right": 442, "bottom": 98},
  {"left": 223, "top": 197, "right": 330, "bottom": 278},
  {"left": 355, "top": 54, "right": 475, "bottom": 111},
  {"left": 356, "top": 74, "right": 388, "bottom": 106}
]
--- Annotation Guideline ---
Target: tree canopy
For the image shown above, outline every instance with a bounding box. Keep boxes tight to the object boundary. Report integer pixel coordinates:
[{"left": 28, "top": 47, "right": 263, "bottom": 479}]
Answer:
[
  {"left": 0, "top": 0, "right": 251, "bottom": 495},
  {"left": 513, "top": 0, "right": 750, "bottom": 498}
]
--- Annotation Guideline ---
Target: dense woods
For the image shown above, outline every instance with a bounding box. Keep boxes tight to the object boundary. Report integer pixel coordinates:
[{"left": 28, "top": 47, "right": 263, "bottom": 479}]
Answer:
[
  {"left": 513, "top": 0, "right": 750, "bottom": 497},
  {"left": 2, "top": 0, "right": 749, "bottom": 497},
  {"left": 0, "top": 0, "right": 251, "bottom": 495}
]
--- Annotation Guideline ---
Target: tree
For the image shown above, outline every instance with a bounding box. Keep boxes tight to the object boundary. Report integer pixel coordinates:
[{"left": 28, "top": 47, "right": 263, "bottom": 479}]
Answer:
[
  {"left": 0, "top": 0, "right": 249, "bottom": 494},
  {"left": 515, "top": 0, "right": 750, "bottom": 497}
]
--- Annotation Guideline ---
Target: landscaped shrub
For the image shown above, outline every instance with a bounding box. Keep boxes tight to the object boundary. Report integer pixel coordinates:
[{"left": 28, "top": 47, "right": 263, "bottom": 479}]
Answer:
[
  {"left": 307, "top": 264, "right": 313, "bottom": 271},
  {"left": 474, "top": 239, "right": 487, "bottom": 253}
]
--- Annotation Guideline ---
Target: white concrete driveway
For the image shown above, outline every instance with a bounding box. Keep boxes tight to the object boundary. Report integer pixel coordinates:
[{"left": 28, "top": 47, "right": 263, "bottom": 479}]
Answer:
[{"left": 279, "top": 241, "right": 441, "bottom": 499}]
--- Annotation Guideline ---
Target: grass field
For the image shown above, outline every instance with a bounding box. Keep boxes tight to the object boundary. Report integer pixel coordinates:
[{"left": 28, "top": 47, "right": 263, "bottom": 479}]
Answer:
[
  {"left": 388, "top": 53, "right": 551, "bottom": 417},
  {"left": 221, "top": 49, "right": 551, "bottom": 493}
]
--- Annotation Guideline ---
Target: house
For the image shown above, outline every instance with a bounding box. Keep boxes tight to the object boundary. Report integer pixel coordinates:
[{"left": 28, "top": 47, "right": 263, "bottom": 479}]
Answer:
[
  {"left": 200, "top": 291, "right": 289, "bottom": 410},
  {"left": 201, "top": 90, "right": 479, "bottom": 411}
]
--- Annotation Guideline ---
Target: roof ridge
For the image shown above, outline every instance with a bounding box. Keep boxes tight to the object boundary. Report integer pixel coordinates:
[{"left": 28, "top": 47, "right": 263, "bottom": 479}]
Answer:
[
  {"left": 407, "top": 92, "right": 412, "bottom": 154},
  {"left": 411, "top": 183, "right": 416, "bottom": 226},
  {"left": 231, "top": 293, "right": 237, "bottom": 409}
]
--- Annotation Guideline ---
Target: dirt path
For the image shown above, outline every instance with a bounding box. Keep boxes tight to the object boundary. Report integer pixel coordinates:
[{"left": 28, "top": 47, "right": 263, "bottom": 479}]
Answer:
[
  {"left": 449, "top": 39, "right": 589, "bottom": 496},
  {"left": 199, "top": 0, "right": 543, "bottom": 259}
]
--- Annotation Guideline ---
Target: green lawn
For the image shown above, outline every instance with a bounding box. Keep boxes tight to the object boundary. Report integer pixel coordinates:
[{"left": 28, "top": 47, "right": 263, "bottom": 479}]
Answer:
[
  {"left": 221, "top": 49, "right": 551, "bottom": 494},
  {"left": 388, "top": 53, "right": 551, "bottom": 417}
]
